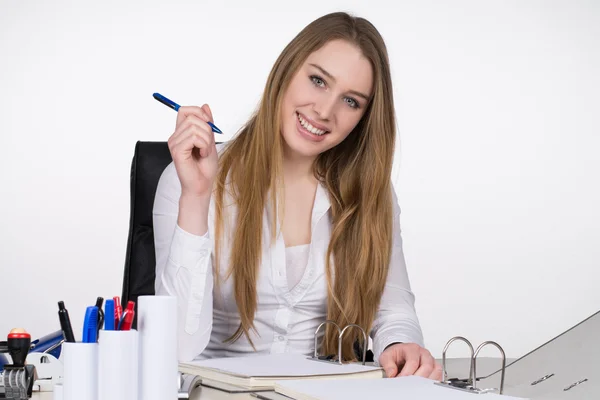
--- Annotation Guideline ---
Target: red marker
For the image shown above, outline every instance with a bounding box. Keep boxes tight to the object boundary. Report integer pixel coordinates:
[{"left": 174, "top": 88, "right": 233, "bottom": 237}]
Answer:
[
  {"left": 119, "top": 301, "right": 135, "bottom": 331},
  {"left": 113, "top": 297, "right": 122, "bottom": 328}
]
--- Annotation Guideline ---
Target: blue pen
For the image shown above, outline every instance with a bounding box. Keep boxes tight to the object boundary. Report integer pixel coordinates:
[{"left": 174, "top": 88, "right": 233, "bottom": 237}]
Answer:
[
  {"left": 152, "top": 92, "right": 223, "bottom": 134},
  {"left": 104, "top": 299, "right": 115, "bottom": 331},
  {"left": 82, "top": 306, "right": 99, "bottom": 343}
]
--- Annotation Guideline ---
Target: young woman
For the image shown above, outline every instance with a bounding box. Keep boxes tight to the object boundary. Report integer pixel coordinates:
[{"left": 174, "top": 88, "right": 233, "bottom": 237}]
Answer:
[{"left": 153, "top": 11, "right": 441, "bottom": 380}]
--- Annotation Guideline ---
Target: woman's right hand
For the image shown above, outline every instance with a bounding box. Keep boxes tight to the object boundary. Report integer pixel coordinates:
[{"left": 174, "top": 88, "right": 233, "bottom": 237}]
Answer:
[{"left": 168, "top": 104, "right": 219, "bottom": 200}]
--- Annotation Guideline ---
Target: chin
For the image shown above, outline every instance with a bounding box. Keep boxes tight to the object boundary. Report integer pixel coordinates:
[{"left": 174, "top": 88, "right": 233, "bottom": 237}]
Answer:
[{"left": 282, "top": 136, "right": 325, "bottom": 158}]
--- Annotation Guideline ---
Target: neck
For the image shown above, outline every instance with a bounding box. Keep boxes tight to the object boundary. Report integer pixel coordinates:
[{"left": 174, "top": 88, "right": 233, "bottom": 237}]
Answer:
[{"left": 282, "top": 145, "right": 317, "bottom": 183}]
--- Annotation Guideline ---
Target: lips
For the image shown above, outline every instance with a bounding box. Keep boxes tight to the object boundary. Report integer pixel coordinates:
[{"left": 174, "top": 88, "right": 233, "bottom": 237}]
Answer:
[{"left": 296, "top": 112, "right": 329, "bottom": 135}]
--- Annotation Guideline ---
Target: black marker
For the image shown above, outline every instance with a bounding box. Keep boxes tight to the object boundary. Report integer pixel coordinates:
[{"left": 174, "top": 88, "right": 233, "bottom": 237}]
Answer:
[{"left": 58, "top": 301, "right": 76, "bottom": 343}]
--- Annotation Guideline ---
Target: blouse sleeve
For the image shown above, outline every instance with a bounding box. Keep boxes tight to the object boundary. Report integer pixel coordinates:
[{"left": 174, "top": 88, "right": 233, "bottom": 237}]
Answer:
[
  {"left": 153, "top": 161, "right": 214, "bottom": 362},
  {"left": 370, "top": 187, "right": 425, "bottom": 364}
]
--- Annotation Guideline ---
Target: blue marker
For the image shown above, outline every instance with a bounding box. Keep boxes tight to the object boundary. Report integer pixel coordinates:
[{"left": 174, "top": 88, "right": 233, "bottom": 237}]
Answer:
[
  {"left": 152, "top": 92, "right": 223, "bottom": 134},
  {"left": 104, "top": 299, "right": 115, "bottom": 331},
  {"left": 82, "top": 306, "right": 99, "bottom": 343}
]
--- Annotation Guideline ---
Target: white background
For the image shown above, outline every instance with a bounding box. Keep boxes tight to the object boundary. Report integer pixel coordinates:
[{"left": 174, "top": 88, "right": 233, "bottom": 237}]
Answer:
[{"left": 1, "top": 0, "right": 598, "bottom": 360}]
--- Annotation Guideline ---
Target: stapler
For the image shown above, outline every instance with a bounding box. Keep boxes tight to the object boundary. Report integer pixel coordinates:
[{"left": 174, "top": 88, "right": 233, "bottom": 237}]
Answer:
[{"left": 27, "top": 330, "right": 64, "bottom": 392}]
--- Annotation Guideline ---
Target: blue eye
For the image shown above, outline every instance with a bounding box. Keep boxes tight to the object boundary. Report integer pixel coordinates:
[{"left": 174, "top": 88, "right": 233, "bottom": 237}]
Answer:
[
  {"left": 345, "top": 97, "right": 359, "bottom": 109},
  {"left": 310, "top": 75, "right": 325, "bottom": 87},
  {"left": 310, "top": 74, "right": 361, "bottom": 109}
]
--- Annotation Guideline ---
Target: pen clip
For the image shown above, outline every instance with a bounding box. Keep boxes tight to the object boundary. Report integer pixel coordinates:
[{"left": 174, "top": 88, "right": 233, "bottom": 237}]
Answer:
[{"left": 95, "top": 297, "right": 104, "bottom": 335}]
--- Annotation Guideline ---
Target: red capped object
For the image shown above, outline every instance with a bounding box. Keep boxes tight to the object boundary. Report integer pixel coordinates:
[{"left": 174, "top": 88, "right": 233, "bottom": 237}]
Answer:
[{"left": 8, "top": 332, "right": 30, "bottom": 339}]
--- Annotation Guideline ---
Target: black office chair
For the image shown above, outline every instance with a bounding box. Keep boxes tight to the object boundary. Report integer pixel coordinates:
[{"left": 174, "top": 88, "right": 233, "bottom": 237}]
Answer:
[
  {"left": 121, "top": 140, "right": 225, "bottom": 327},
  {"left": 119, "top": 140, "right": 373, "bottom": 361},
  {"left": 121, "top": 141, "right": 172, "bottom": 327}
]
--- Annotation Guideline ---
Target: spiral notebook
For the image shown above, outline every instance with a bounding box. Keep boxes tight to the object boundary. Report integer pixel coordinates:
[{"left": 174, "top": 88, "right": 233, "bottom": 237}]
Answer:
[{"left": 178, "top": 353, "right": 384, "bottom": 390}]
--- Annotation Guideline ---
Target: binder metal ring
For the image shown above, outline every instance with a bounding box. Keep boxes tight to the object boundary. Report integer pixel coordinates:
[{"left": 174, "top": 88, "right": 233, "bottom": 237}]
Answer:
[
  {"left": 338, "top": 324, "right": 368, "bottom": 365},
  {"left": 473, "top": 341, "right": 506, "bottom": 395},
  {"left": 441, "top": 336, "right": 475, "bottom": 385},
  {"left": 436, "top": 336, "right": 507, "bottom": 395},
  {"left": 312, "top": 320, "right": 341, "bottom": 360},
  {"left": 309, "top": 321, "right": 368, "bottom": 365}
]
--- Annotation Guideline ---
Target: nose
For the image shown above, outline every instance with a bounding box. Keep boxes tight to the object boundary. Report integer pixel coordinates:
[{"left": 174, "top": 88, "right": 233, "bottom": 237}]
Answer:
[{"left": 313, "top": 93, "right": 336, "bottom": 121}]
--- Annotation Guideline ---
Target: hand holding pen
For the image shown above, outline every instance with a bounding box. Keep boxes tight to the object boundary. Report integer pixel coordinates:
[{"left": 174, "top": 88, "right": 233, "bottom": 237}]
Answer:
[
  {"left": 153, "top": 93, "right": 222, "bottom": 134},
  {"left": 154, "top": 93, "right": 220, "bottom": 201}
]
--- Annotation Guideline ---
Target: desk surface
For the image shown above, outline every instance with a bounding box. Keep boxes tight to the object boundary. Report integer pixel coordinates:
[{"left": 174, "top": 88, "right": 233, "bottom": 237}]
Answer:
[
  {"left": 30, "top": 357, "right": 506, "bottom": 400},
  {"left": 31, "top": 386, "right": 255, "bottom": 400}
]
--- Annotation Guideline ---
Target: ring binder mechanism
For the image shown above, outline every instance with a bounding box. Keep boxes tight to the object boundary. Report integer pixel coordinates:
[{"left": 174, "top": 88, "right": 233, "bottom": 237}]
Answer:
[
  {"left": 435, "top": 336, "right": 507, "bottom": 395},
  {"left": 308, "top": 320, "right": 368, "bottom": 365}
]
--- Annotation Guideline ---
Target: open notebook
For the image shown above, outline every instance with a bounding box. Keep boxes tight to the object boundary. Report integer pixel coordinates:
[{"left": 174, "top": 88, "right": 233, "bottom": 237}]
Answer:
[
  {"left": 178, "top": 353, "right": 384, "bottom": 390},
  {"left": 273, "top": 375, "right": 529, "bottom": 400}
]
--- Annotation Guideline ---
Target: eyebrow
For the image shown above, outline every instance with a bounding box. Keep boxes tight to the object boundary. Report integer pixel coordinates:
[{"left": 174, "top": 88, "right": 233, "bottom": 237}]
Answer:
[{"left": 308, "top": 63, "right": 371, "bottom": 101}]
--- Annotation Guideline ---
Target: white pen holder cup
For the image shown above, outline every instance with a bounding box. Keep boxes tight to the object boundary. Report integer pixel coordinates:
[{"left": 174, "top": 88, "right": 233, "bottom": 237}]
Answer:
[
  {"left": 62, "top": 342, "right": 98, "bottom": 400},
  {"left": 98, "top": 329, "right": 139, "bottom": 400},
  {"left": 138, "top": 295, "right": 178, "bottom": 400},
  {"left": 53, "top": 383, "right": 63, "bottom": 400}
]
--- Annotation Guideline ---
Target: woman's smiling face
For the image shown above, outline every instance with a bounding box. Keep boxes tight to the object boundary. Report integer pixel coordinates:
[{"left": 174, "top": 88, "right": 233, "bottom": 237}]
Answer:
[{"left": 279, "top": 39, "right": 374, "bottom": 159}]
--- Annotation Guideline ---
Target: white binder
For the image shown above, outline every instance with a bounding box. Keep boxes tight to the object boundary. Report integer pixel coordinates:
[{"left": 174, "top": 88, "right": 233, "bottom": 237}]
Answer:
[
  {"left": 468, "top": 310, "right": 599, "bottom": 399},
  {"left": 252, "top": 310, "right": 599, "bottom": 399}
]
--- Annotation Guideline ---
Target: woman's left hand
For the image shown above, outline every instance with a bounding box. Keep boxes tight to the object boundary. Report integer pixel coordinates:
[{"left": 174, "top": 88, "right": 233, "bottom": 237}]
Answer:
[{"left": 379, "top": 343, "right": 442, "bottom": 380}]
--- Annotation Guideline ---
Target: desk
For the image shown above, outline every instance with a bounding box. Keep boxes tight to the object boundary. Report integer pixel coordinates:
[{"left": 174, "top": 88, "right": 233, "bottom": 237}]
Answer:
[
  {"left": 31, "top": 385, "right": 255, "bottom": 400},
  {"left": 29, "top": 357, "right": 505, "bottom": 400}
]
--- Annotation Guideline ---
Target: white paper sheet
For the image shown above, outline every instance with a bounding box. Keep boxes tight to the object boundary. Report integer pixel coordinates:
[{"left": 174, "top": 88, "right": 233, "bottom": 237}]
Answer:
[
  {"left": 183, "top": 353, "right": 382, "bottom": 378},
  {"left": 274, "top": 375, "right": 529, "bottom": 400}
]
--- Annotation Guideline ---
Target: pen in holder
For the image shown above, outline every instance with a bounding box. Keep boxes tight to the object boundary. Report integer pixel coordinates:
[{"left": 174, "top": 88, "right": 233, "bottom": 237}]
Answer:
[
  {"left": 98, "top": 330, "right": 138, "bottom": 400},
  {"left": 62, "top": 342, "right": 98, "bottom": 400}
]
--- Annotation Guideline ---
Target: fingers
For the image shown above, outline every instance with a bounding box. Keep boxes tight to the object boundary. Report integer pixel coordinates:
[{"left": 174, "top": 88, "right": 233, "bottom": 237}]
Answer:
[
  {"left": 398, "top": 345, "right": 421, "bottom": 377},
  {"left": 378, "top": 351, "right": 399, "bottom": 378},
  {"left": 169, "top": 105, "right": 216, "bottom": 158},
  {"left": 172, "top": 116, "right": 215, "bottom": 147},
  {"left": 184, "top": 134, "right": 211, "bottom": 158},
  {"left": 413, "top": 351, "right": 435, "bottom": 378},
  {"left": 430, "top": 361, "right": 443, "bottom": 381},
  {"left": 201, "top": 104, "right": 214, "bottom": 122},
  {"left": 168, "top": 117, "right": 215, "bottom": 160},
  {"left": 176, "top": 133, "right": 212, "bottom": 160},
  {"left": 380, "top": 343, "right": 440, "bottom": 381},
  {"left": 175, "top": 105, "right": 213, "bottom": 126}
]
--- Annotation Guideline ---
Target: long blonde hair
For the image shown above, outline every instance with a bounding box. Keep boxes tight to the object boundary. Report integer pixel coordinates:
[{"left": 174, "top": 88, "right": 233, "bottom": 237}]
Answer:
[{"left": 214, "top": 12, "right": 397, "bottom": 361}]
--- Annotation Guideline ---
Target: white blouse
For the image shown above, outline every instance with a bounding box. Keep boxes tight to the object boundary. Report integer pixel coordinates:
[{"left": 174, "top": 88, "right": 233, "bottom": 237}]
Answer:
[
  {"left": 285, "top": 244, "right": 311, "bottom": 291},
  {"left": 153, "top": 149, "right": 424, "bottom": 365}
]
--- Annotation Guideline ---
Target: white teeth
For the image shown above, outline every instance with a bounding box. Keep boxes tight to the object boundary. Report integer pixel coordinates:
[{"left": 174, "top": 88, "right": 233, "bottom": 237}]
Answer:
[{"left": 297, "top": 113, "right": 327, "bottom": 135}]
